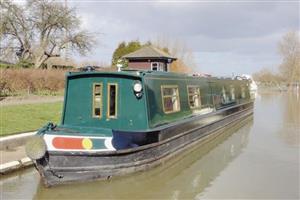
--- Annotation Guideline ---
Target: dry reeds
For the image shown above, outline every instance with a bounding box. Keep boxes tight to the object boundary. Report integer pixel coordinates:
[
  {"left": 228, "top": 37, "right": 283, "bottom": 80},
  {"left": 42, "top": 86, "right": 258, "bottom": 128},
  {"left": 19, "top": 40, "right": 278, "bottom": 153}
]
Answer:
[{"left": 0, "top": 69, "right": 66, "bottom": 97}]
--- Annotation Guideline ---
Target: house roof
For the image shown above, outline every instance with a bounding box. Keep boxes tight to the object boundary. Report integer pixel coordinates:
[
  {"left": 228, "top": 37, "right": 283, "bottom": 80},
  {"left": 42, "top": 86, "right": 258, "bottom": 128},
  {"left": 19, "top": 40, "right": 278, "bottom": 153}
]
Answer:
[
  {"left": 45, "top": 57, "right": 76, "bottom": 67},
  {"left": 122, "top": 46, "right": 177, "bottom": 60}
]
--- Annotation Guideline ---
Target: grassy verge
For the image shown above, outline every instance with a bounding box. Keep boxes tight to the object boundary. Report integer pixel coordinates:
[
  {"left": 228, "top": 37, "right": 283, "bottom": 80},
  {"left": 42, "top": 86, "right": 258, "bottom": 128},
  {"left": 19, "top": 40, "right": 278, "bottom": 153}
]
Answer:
[{"left": 1, "top": 102, "right": 63, "bottom": 136}]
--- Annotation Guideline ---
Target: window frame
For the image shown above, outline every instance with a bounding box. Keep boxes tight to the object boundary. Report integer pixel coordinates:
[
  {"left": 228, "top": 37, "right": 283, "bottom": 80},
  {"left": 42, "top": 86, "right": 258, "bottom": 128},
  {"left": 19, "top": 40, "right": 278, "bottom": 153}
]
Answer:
[
  {"left": 107, "top": 83, "right": 118, "bottom": 119},
  {"left": 230, "top": 85, "right": 235, "bottom": 100},
  {"left": 161, "top": 85, "right": 181, "bottom": 114},
  {"left": 92, "top": 83, "right": 103, "bottom": 119},
  {"left": 187, "top": 85, "right": 201, "bottom": 109},
  {"left": 241, "top": 85, "right": 246, "bottom": 99},
  {"left": 151, "top": 62, "right": 160, "bottom": 71}
]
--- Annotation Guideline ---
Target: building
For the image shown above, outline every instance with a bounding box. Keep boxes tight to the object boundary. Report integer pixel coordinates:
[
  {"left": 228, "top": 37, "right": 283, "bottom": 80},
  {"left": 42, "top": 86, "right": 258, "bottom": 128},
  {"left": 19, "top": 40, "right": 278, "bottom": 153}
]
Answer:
[
  {"left": 45, "top": 57, "right": 75, "bottom": 69},
  {"left": 122, "top": 46, "right": 177, "bottom": 72}
]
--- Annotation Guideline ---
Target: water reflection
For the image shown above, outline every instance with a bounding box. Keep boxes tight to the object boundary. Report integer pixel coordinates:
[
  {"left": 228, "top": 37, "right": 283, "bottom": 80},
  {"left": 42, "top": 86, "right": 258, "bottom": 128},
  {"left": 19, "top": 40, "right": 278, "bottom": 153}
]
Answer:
[
  {"left": 0, "top": 168, "right": 39, "bottom": 200},
  {"left": 280, "top": 92, "right": 300, "bottom": 146},
  {"left": 255, "top": 91, "right": 300, "bottom": 146},
  {"left": 33, "top": 119, "right": 253, "bottom": 199},
  {"left": 198, "top": 91, "right": 299, "bottom": 199}
]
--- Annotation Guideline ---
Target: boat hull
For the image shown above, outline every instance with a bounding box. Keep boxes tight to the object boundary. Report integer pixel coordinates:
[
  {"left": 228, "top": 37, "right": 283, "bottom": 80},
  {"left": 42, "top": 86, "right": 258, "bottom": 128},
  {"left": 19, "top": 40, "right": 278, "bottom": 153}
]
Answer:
[{"left": 35, "top": 102, "right": 254, "bottom": 187}]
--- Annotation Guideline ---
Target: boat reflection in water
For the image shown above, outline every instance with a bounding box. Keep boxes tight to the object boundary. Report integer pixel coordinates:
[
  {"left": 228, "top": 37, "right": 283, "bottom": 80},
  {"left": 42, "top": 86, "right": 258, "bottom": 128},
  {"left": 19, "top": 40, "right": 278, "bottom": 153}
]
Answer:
[{"left": 34, "top": 117, "right": 253, "bottom": 199}]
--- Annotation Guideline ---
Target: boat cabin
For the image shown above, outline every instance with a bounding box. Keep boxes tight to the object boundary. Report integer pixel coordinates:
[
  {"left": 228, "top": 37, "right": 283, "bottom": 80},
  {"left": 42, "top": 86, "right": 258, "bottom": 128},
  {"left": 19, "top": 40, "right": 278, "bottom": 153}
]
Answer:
[{"left": 62, "top": 70, "right": 251, "bottom": 134}]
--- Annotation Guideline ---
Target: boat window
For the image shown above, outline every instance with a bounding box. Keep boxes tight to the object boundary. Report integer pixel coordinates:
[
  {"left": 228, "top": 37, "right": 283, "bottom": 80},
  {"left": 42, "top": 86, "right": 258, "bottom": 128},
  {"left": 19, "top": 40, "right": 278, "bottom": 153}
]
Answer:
[
  {"left": 241, "top": 86, "right": 246, "bottom": 99},
  {"left": 221, "top": 86, "right": 231, "bottom": 104},
  {"left": 230, "top": 85, "right": 235, "bottom": 100},
  {"left": 151, "top": 62, "right": 159, "bottom": 71},
  {"left": 93, "top": 83, "right": 103, "bottom": 118},
  {"left": 161, "top": 85, "right": 180, "bottom": 113},
  {"left": 187, "top": 86, "right": 201, "bottom": 108},
  {"left": 107, "top": 83, "right": 118, "bottom": 118}
]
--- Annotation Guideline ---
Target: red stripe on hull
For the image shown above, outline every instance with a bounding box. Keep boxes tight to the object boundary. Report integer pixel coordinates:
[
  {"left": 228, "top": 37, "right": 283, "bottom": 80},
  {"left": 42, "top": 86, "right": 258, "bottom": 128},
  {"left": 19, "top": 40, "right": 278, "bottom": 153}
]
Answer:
[{"left": 52, "top": 137, "right": 83, "bottom": 149}]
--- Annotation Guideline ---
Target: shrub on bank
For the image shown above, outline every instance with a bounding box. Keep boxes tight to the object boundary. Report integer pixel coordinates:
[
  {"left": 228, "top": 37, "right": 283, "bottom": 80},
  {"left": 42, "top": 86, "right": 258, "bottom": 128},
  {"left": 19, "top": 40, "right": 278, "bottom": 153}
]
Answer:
[{"left": 0, "top": 69, "right": 66, "bottom": 97}]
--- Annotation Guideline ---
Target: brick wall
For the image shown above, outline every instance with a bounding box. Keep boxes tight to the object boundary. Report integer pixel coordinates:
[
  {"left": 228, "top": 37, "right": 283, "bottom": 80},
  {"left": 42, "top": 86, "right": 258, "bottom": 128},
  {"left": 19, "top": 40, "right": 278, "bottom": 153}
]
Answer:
[{"left": 128, "top": 62, "right": 151, "bottom": 70}]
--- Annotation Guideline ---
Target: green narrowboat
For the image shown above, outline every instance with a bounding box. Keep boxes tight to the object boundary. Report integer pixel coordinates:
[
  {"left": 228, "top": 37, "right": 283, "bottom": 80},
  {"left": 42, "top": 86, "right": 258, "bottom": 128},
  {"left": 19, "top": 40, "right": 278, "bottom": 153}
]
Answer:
[{"left": 25, "top": 69, "right": 254, "bottom": 186}]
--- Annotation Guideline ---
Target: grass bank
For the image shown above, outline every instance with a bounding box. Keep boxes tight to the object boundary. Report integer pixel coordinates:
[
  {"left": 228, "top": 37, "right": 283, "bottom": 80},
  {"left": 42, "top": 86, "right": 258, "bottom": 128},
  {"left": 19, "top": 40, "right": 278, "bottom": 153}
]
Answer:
[{"left": 1, "top": 102, "right": 63, "bottom": 136}]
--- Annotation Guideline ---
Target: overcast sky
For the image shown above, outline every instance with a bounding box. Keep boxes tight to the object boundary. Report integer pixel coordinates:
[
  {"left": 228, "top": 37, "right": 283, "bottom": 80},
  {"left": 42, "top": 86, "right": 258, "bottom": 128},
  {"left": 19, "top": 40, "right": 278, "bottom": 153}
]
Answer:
[{"left": 69, "top": 1, "right": 299, "bottom": 76}]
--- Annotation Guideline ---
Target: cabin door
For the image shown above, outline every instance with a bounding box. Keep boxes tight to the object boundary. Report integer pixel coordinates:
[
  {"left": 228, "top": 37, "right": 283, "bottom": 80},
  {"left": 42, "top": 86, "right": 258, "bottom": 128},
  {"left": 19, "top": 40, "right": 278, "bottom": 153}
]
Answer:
[
  {"left": 92, "top": 79, "right": 119, "bottom": 122},
  {"left": 106, "top": 82, "right": 118, "bottom": 119}
]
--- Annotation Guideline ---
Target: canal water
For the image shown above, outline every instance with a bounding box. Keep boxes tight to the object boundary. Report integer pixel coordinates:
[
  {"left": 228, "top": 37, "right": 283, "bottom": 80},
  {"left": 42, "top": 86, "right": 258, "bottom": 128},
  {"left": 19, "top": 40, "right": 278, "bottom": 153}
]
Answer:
[{"left": 1, "top": 91, "right": 299, "bottom": 199}]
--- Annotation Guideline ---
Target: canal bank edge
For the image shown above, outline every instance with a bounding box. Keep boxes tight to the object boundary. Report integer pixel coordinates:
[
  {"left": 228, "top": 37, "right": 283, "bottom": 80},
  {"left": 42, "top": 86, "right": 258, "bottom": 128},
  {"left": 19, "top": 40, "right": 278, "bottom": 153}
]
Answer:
[
  {"left": 0, "top": 131, "right": 36, "bottom": 174},
  {"left": 0, "top": 157, "right": 33, "bottom": 174},
  {"left": 0, "top": 131, "right": 36, "bottom": 150}
]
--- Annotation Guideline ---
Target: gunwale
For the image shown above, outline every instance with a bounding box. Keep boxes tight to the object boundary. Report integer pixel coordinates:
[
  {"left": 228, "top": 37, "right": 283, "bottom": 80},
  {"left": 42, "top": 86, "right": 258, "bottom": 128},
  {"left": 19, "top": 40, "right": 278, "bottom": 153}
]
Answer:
[{"left": 48, "top": 101, "right": 253, "bottom": 156}]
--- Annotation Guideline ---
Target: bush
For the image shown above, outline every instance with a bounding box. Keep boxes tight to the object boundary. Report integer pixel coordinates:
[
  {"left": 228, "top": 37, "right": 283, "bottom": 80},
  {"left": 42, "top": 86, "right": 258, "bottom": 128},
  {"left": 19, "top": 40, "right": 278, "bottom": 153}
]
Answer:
[
  {"left": 0, "top": 69, "right": 66, "bottom": 97},
  {"left": 15, "top": 60, "right": 34, "bottom": 68},
  {"left": 0, "top": 63, "right": 14, "bottom": 69}
]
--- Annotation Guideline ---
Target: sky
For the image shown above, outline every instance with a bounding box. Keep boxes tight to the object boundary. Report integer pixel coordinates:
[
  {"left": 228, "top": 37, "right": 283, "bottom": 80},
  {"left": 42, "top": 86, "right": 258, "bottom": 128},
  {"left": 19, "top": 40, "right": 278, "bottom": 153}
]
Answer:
[{"left": 68, "top": 1, "right": 299, "bottom": 76}]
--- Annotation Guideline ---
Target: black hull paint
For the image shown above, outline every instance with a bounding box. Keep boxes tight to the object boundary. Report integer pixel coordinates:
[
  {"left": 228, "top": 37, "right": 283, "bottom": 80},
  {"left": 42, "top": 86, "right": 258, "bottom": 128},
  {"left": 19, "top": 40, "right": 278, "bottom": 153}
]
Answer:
[{"left": 36, "top": 102, "right": 254, "bottom": 186}]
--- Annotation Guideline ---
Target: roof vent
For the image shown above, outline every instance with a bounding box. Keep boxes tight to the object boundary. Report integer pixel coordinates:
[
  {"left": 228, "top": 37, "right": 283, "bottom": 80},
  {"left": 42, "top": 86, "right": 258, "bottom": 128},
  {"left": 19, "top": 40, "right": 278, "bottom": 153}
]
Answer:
[{"left": 81, "top": 66, "right": 95, "bottom": 72}]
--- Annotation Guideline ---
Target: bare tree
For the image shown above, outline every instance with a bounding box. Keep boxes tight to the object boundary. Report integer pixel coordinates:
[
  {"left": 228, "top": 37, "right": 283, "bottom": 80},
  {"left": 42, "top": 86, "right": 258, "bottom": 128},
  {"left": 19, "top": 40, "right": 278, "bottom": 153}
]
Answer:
[
  {"left": 153, "top": 36, "right": 196, "bottom": 73},
  {"left": 252, "top": 68, "right": 283, "bottom": 85},
  {"left": 0, "top": 0, "right": 95, "bottom": 68},
  {"left": 278, "top": 31, "right": 300, "bottom": 85}
]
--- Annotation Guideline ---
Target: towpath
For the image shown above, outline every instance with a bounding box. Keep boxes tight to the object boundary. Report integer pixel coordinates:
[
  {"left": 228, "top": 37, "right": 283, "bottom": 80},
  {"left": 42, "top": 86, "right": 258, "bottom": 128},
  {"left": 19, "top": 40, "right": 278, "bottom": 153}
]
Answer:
[
  {"left": 0, "top": 132, "right": 35, "bottom": 174},
  {"left": 1, "top": 95, "right": 63, "bottom": 106},
  {"left": 0, "top": 146, "right": 27, "bottom": 164}
]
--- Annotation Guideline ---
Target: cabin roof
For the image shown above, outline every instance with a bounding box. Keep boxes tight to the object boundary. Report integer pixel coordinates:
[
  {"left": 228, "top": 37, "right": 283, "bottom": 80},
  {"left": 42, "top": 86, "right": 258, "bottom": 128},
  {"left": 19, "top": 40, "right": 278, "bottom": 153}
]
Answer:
[
  {"left": 122, "top": 46, "right": 177, "bottom": 60},
  {"left": 66, "top": 70, "right": 239, "bottom": 81},
  {"left": 67, "top": 70, "right": 192, "bottom": 78},
  {"left": 66, "top": 70, "right": 224, "bottom": 81},
  {"left": 67, "top": 70, "right": 142, "bottom": 79}
]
